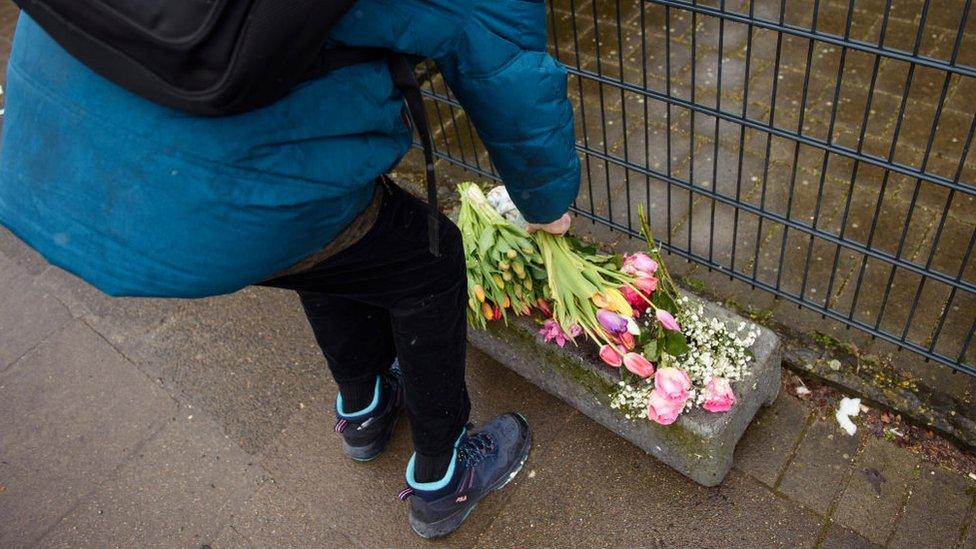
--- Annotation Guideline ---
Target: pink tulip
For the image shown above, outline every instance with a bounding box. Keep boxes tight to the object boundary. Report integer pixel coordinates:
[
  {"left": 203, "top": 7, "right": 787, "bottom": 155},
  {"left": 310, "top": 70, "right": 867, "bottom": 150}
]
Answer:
[
  {"left": 599, "top": 344, "right": 624, "bottom": 367},
  {"left": 702, "top": 377, "right": 736, "bottom": 412},
  {"left": 654, "top": 367, "right": 692, "bottom": 401},
  {"left": 597, "top": 309, "right": 628, "bottom": 335},
  {"left": 622, "top": 252, "right": 659, "bottom": 276},
  {"left": 537, "top": 299, "right": 553, "bottom": 318},
  {"left": 633, "top": 276, "right": 658, "bottom": 296},
  {"left": 646, "top": 389, "right": 686, "bottom": 425},
  {"left": 655, "top": 309, "right": 681, "bottom": 331},
  {"left": 619, "top": 331, "right": 636, "bottom": 351},
  {"left": 623, "top": 352, "right": 655, "bottom": 378}
]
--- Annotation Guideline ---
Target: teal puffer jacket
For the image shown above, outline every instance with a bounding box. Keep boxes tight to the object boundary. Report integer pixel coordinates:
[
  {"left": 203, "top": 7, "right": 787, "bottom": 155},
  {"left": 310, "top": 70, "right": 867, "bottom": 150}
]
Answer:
[{"left": 0, "top": 0, "right": 579, "bottom": 297}]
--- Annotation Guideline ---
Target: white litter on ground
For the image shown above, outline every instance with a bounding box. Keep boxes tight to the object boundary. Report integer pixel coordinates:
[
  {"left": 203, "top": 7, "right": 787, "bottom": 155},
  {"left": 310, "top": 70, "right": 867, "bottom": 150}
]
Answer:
[
  {"left": 836, "top": 397, "right": 861, "bottom": 436},
  {"left": 795, "top": 385, "right": 812, "bottom": 397}
]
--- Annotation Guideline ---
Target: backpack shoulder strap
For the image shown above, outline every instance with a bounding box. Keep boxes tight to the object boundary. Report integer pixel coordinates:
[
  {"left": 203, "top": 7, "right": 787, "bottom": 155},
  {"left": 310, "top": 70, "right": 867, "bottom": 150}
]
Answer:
[{"left": 387, "top": 53, "right": 441, "bottom": 257}]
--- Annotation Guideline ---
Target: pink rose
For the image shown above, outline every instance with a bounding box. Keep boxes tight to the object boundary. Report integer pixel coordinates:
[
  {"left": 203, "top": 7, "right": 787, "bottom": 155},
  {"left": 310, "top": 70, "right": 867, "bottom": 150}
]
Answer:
[
  {"left": 646, "top": 389, "right": 685, "bottom": 425},
  {"left": 622, "top": 253, "right": 659, "bottom": 276},
  {"left": 702, "top": 377, "right": 736, "bottom": 412},
  {"left": 599, "top": 344, "right": 624, "bottom": 367},
  {"left": 623, "top": 352, "right": 655, "bottom": 378},
  {"left": 655, "top": 309, "right": 681, "bottom": 331},
  {"left": 654, "top": 367, "right": 692, "bottom": 401}
]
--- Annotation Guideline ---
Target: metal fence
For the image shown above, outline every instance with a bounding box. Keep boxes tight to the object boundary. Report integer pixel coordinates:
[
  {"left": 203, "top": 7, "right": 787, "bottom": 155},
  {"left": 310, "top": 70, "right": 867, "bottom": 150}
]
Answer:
[{"left": 415, "top": 0, "right": 976, "bottom": 375}]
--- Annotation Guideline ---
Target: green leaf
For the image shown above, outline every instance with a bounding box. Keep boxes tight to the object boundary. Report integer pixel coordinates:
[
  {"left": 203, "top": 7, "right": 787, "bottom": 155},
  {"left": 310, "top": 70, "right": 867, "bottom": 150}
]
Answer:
[
  {"left": 642, "top": 340, "right": 660, "bottom": 362},
  {"left": 477, "top": 227, "right": 495, "bottom": 256},
  {"left": 652, "top": 290, "right": 676, "bottom": 312},
  {"left": 663, "top": 331, "right": 689, "bottom": 357}
]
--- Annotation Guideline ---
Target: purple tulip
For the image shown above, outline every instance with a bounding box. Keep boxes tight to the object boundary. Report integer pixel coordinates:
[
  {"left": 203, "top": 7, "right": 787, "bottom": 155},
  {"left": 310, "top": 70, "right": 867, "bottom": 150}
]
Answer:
[{"left": 597, "top": 309, "right": 629, "bottom": 335}]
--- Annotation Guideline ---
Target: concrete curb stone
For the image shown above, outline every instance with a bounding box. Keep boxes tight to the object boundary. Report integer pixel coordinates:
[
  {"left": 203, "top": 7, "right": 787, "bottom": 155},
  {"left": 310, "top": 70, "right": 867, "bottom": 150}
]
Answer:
[{"left": 468, "top": 291, "right": 781, "bottom": 486}]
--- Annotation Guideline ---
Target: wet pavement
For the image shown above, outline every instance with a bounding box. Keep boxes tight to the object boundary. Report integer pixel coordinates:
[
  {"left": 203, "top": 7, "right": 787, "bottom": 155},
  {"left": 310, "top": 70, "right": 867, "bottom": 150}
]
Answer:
[
  {"left": 2, "top": 2, "right": 976, "bottom": 547},
  {"left": 3, "top": 223, "right": 976, "bottom": 547}
]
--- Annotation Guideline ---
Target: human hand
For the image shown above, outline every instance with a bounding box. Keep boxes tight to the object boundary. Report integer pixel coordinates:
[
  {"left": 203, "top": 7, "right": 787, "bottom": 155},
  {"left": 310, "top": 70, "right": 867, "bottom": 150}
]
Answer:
[{"left": 526, "top": 213, "right": 572, "bottom": 236}]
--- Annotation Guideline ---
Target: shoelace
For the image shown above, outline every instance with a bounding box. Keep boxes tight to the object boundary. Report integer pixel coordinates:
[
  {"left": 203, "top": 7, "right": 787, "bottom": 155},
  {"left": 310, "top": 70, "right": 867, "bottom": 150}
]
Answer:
[
  {"left": 457, "top": 432, "right": 496, "bottom": 467},
  {"left": 395, "top": 428, "right": 495, "bottom": 501}
]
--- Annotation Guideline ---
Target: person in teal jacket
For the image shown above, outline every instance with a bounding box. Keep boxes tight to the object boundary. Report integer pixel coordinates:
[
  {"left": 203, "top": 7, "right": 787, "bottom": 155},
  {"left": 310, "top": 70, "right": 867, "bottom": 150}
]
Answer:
[{"left": 0, "top": 0, "right": 579, "bottom": 538}]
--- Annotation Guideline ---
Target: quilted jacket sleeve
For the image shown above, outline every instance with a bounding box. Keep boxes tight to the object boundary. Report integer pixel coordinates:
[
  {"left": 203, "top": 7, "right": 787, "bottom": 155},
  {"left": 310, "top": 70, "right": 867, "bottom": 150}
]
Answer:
[{"left": 329, "top": 0, "right": 581, "bottom": 223}]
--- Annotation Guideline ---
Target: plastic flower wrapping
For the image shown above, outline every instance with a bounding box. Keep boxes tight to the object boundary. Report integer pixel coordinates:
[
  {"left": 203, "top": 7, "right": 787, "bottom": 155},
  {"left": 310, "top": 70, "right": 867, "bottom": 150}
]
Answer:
[{"left": 458, "top": 183, "right": 756, "bottom": 425}]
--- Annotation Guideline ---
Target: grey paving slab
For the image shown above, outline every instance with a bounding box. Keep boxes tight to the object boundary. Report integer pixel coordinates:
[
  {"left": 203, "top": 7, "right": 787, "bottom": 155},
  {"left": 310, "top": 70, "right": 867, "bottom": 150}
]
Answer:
[
  {"left": 211, "top": 483, "right": 359, "bottom": 549},
  {"left": 777, "top": 416, "right": 861, "bottom": 514},
  {"left": 0, "top": 253, "right": 72, "bottom": 371},
  {"left": 260, "top": 347, "right": 576, "bottom": 548},
  {"left": 734, "top": 394, "right": 812, "bottom": 487},
  {"left": 474, "top": 413, "right": 822, "bottom": 548},
  {"left": 888, "top": 463, "right": 974, "bottom": 549},
  {"left": 0, "top": 225, "right": 48, "bottom": 276},
  {"left": 36, "top": 266, "right": 186, "bottom": 360},
  {"left": 818, "top": 522, "right": 880, "bottom": 549},
  {"left": 212, "top": 526, "right": 253, "bottom": 549},
  {"left": 40, "top": 415, "right": 264, "bottom": 548},
  {"left": 0, "top": 321, "right": 176, "bottom": 548},
  {"left": 832, "top": 438, "right": 918, "bottom": 545},
  {"left": 964, "top": 516, "right": 976, "bottom": 549},
  {"left": 137, "top": 287, "right": 331, "bottom": 454}
]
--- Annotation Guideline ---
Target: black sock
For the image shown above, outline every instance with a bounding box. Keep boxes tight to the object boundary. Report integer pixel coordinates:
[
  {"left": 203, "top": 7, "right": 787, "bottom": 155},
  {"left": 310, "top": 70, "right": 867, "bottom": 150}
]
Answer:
[
  {"left": 414, "top": 451, "right": 454, "bottom": 483},
  {"left": 337, "top": 376, "right": 378, "bottom": 414}
]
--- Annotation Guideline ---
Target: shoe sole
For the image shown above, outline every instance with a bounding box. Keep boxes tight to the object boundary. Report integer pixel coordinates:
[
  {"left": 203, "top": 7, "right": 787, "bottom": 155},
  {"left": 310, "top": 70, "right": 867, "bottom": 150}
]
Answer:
[{"left": 409, "top": 412, "right": 533, "bottom": 539}]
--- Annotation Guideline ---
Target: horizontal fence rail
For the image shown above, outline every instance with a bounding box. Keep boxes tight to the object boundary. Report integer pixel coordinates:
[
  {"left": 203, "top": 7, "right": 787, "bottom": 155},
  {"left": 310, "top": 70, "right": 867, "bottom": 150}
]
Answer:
[{"left": 414, "top": 0, "right": 976, "bottom": 375}]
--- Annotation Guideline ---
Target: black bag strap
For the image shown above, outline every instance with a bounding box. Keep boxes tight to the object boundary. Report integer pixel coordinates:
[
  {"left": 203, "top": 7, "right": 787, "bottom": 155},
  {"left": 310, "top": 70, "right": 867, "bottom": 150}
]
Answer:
[{"left": 386, "top": 53, "right": 441, "bottom": 257}]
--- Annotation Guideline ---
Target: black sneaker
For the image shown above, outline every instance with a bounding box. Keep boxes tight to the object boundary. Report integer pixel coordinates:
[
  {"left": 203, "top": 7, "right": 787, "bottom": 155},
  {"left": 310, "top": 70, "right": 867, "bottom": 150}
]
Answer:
[
  {"left": 333, "top": 361, "right": 404, "bottom": 462},
  {"left": 397, "top": 413, "right": 532, "bottom": 539}
]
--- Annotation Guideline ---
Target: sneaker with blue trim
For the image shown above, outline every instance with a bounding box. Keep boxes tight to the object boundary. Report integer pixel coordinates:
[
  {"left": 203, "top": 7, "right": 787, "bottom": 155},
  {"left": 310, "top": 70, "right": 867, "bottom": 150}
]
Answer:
[
  {"left": 396, "top": 412, "right": 532, "bottom": 539},
  {"left": 333, "top": 361, "right": 404, "bottom": 462}
]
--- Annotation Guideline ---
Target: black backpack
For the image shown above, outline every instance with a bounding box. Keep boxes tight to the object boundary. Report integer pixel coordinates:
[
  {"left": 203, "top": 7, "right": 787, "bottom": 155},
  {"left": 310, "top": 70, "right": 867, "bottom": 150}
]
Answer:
[{"left": 12, "top": 0, "right": 442, "bottom": 252}]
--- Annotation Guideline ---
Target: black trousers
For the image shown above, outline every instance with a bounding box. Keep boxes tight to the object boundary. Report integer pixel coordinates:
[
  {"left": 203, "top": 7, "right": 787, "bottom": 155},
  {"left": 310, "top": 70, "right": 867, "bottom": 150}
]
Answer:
[{"left": 262, "top": 181, "right": 470, "bottom": 457}]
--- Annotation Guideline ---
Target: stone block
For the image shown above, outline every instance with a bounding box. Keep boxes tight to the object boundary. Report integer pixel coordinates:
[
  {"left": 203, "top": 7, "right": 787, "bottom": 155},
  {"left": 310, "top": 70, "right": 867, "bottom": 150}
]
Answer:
[{"left": 467, "top": 292, "right": 781, "bottom": 487}]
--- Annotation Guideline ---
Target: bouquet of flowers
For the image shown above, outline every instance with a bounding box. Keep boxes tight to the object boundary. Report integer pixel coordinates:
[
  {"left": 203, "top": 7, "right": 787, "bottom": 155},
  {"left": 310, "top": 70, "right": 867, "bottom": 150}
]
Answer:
[
  {"left": 608, "top": 208, "right": 756, "bottom": 424},
  {"left": 457, "top": 183, "right": 547, "bottom": 327},
  {"left": 459, "top": 183, "right": 756, "bottom": 426}
]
